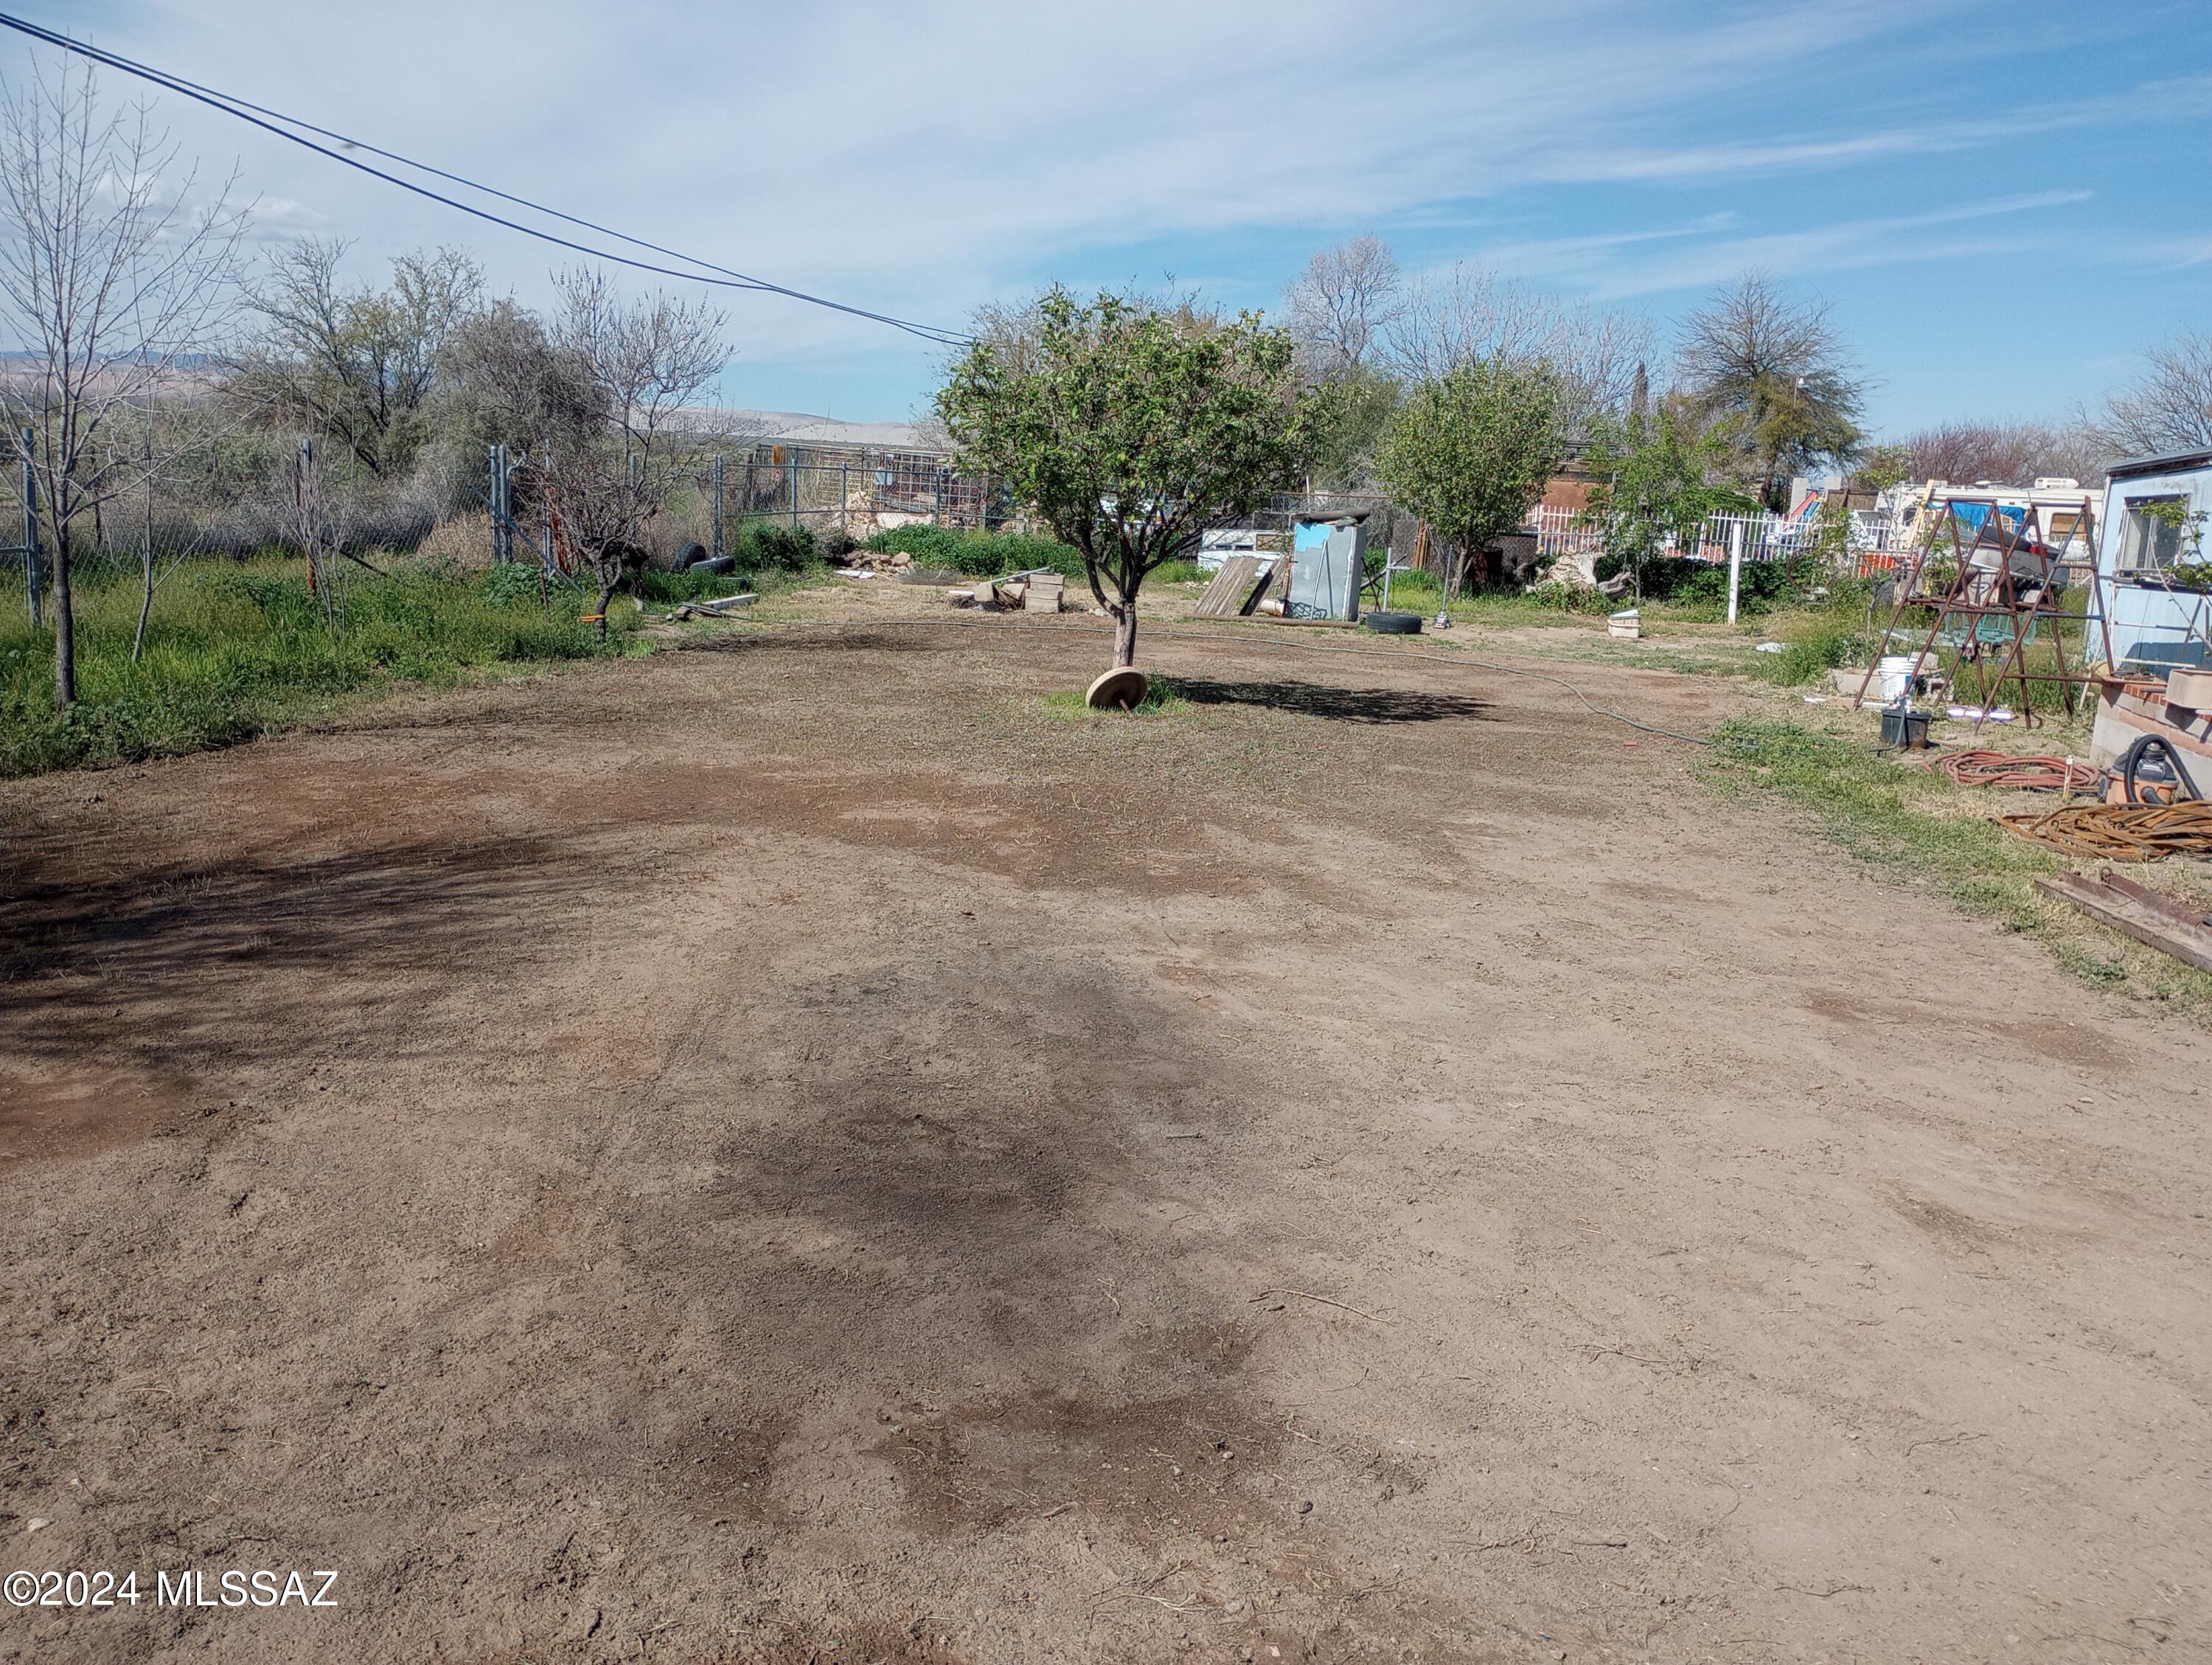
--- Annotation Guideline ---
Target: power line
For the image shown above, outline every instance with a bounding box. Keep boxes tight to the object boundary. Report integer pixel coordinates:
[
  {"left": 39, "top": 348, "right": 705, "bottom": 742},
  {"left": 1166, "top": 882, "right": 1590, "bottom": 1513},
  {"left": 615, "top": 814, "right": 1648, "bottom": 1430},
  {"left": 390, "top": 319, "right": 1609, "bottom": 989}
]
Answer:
[{"left": 0, "top": 10, "right": 973, "bottom": 347}]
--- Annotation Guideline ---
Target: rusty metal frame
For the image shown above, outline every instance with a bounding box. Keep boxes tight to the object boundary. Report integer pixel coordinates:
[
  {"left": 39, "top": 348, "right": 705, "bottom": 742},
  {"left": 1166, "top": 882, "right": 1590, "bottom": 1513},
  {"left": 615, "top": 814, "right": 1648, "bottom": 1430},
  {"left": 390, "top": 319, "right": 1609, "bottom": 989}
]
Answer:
[{"left": 1853, "top": 495, "right": 2111, "bottom": 734}]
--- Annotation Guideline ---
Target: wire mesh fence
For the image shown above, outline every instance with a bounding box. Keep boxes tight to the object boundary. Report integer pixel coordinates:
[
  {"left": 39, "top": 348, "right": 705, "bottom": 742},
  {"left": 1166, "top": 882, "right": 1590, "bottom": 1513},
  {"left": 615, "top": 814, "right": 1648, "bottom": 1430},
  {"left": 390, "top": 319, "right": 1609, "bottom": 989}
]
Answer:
[{"left": 8, "top": 410, "right": 2034, "bottom": 625}]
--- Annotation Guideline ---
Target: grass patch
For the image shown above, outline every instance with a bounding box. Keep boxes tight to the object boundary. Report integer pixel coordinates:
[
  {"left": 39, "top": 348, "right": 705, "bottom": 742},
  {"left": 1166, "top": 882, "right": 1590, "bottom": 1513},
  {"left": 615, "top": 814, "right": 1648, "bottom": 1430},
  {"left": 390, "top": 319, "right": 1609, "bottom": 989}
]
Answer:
[
  {"left": 1040, "top": 674, "right": 1188, "bottom": 718},
  {"left": 632, "top": 563, "right": 763, "bottom": 605},
  {"left": 1706, "top": 716, "right": 2212, "bottom": 1018},
  {"left": 2, "top": 556, "right": 640, "bottom": 777}
]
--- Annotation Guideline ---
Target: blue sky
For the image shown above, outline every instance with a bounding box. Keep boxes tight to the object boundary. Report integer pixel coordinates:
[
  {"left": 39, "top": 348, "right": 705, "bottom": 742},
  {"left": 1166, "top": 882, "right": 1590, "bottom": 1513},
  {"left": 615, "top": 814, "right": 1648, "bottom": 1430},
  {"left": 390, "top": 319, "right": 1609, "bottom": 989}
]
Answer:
[{"left": 24, "top": 0, "right": 2212, "bottom": 437}]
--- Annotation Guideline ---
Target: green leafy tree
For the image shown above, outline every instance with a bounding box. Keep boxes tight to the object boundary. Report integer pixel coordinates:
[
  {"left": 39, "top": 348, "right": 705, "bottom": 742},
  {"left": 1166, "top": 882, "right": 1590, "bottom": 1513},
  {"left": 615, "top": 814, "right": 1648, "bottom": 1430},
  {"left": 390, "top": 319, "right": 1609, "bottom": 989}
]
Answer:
[
  {"left": 1577, "top": 405, "right": 1757, "bottom": 583},
  {"left": 1850, "top": 443, "right": 1913, "bottom": 495},
  {"left": 234, "top": 238, "right": 484, "bottom": 479},
  {"left": 936, "top": 288, "right": 1316, "bottom": 669},
  {"left": 1307, "top": 362, "right": 1402, "bottom": 489},
  {"left": 1676, "top": 274, "right": 1864, "bottom": 509},
  {"left": 1374, "top": 360, "right": 1565, "bottom": 603}
]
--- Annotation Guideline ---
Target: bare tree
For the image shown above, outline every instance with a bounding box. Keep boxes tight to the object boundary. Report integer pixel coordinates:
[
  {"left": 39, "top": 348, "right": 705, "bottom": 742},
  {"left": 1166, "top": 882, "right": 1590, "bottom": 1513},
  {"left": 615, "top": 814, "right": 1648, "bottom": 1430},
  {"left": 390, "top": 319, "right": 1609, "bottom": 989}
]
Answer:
[
  {"left": 1383, "top": 261, "right": 1559, "bottom": 385},
  {"left": 1379, "top": 258, "right": 1652, "bottom": 436},
  {"left": 1674, "top": 272, "right": 1864, "bottom": 509},
  {"left": 535, "top": 270, "right": 727, "bottom": 639},
  {"left": 1284, "top": 235, "right": 1402, "bottom": 378},
  {"left": 233, "top": 238, "right": 483, "bottom": 479},
  {"left": 119, "top": 396, "right": 225, "bottom": 660},
  {"left": 0, "top": 55, "right": 247, "bottom": 709},
  {"left": 1900, "top": 420, "right": 2107, "bottom": 487},
  {"left": 1542, "top": 299, "right": 1658, "bottom": 437},
  {"left": 2090, "top": 332, "right": 2212, "bottom": 459}
]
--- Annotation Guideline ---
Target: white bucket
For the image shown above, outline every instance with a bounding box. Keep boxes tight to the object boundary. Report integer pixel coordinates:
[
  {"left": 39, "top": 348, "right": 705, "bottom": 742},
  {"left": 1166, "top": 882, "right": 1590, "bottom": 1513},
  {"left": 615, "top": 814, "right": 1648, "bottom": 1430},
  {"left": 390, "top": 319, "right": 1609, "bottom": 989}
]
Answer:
[{"left": 1877, "top": 655, "right": 1920, "bottom": 701}]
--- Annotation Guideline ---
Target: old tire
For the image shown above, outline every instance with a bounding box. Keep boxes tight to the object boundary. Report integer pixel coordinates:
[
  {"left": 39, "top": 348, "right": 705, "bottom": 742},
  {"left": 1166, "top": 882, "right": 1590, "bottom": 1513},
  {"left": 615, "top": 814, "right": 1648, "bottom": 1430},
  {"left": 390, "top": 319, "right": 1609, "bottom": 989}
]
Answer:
[
  {"left": 1363, "top": 610, "right": 1422, "bottom": 636},
  {"left": 1085, "top": 667, "right": 1151, "bottom": 710},
  {"left": 673, "top": 542, "right": 709, "bottom": 571},
  {"left": 692, "top": 554, "right": 736, "bottom": 576}
]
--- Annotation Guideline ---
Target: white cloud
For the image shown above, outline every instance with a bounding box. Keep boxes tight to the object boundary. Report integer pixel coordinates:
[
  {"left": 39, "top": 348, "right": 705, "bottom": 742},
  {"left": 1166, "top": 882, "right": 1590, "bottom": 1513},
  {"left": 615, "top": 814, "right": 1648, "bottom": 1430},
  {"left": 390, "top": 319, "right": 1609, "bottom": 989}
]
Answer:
[
  {"left": 1480, "top": 191, "right": 2096, "bottom": 297},
  {"left": 53, "top": 3, "right": 1965, "bottom": 333},
  {"left": 12, "top": 0, "right": 2202, "bottom": 405},
  {"left": 1534, "top": 74, "right": 2212, "bottom": 184},
  {"left": 2150, "top": 235, "right": 2212, "bottom": 269}
]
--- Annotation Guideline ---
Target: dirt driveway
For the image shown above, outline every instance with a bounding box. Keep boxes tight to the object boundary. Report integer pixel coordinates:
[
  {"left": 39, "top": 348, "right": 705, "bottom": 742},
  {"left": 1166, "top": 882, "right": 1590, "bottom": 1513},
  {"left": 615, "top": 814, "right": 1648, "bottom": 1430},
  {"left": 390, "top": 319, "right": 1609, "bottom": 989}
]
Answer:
[{"left": 2, "top": 616, "right": 2207, "bottom": 1664}]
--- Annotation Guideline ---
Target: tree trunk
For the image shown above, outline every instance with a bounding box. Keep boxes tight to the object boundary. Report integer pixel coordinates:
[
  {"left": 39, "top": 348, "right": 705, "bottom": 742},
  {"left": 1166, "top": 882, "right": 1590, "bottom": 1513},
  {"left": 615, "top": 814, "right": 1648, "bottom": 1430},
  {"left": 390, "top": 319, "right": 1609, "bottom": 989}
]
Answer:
[
  {"left": 134, "top": 444, "right": 154, "bottom": 663},
  {"left": 594, "top": 578, "right": 616, "bottom": 644},
  {"left": 133, "top": 540, "right": 153, "bottom": 664},
  {"left": 1112, "top": 603, "right": 1138, "bottom": 668},
  {"left": 50, "top": 528, "right": 74, "bottom": 712}
]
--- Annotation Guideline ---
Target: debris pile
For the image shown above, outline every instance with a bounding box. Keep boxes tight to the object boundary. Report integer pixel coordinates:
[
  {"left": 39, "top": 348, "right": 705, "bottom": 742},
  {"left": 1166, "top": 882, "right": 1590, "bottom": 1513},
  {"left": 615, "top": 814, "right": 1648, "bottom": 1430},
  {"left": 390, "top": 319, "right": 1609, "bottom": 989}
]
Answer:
[
  {"left": 946, "top": 569, "right": 1069, "bottom": 613},
  {"left": 838, "top": 546, "right": 917, "bottom": 575}
]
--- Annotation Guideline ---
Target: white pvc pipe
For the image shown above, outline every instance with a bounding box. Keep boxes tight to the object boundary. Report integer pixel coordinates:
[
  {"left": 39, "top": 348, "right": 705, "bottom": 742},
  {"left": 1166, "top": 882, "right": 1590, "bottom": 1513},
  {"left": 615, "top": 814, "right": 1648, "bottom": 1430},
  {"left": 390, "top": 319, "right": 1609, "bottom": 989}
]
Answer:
[{"left": 1726, "top": 521, "right": 1745, "bottom": 625}]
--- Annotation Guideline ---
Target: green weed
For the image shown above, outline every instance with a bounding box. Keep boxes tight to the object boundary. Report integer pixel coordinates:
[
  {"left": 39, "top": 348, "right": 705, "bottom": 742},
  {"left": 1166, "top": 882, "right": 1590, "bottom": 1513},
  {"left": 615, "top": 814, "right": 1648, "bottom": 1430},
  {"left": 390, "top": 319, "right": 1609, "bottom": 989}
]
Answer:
[
  {"left": 863, "top": 524, "right": 1083, "bottom": 578},
  {"left": 1706, "top": 717, "right": 2212, "bottom": 1017},
  {"left": 1040, "top": 675, "right": 1187, "bottom": 718},
  {"left": 1, "top": 557, "right": 636, "bottom": 777}
]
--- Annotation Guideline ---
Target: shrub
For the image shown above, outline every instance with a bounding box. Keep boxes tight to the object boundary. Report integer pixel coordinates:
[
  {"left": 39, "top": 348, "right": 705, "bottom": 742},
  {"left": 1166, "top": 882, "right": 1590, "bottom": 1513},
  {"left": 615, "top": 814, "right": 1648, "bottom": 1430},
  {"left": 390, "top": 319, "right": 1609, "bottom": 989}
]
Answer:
[
  {"left": 1759, "top": 625, "right": 1871, "bottom": 686},
  {"left": 481, "top": 561, "right": 543, "bottom": 606},
  {"left": 1520, "top": 580, "right": 1614, "bottom": 615},
  {"left": 1594, "top": 551, "right": 1822, "bottom": 613},
  {"left": 861, "top": 523, "right": 1082, "bottom": 577},
  {"left": 737, "top": 521, "right": 819, "bottom": 572}
]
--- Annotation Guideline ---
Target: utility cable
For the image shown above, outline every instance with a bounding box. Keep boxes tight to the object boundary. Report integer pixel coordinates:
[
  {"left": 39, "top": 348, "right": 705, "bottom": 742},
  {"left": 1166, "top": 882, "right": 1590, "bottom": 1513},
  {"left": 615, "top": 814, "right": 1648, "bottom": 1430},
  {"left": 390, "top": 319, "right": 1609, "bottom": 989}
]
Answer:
[{"left": 0, "top": 11, "right": 971, "bottom": 346}]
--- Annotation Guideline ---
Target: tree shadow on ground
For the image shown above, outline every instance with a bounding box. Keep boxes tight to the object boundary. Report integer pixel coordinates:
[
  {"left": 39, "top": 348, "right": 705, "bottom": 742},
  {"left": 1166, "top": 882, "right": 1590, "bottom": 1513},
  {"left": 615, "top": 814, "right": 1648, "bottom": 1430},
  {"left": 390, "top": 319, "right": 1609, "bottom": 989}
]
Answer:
[
  {"left": 0, "top": 833, "right": 583, "bottom": 1077},
  {"left": 1166, "top": 676, "right": 1491, "bottom": 725}
]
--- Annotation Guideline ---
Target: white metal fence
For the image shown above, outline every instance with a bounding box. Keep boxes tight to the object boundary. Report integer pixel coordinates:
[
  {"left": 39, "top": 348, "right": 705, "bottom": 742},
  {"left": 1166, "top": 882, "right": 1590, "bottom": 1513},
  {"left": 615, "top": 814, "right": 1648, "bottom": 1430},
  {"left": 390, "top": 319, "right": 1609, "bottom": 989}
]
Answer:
[{"left": 1528, "top": 504, "right": 1906, "bottom": 571}]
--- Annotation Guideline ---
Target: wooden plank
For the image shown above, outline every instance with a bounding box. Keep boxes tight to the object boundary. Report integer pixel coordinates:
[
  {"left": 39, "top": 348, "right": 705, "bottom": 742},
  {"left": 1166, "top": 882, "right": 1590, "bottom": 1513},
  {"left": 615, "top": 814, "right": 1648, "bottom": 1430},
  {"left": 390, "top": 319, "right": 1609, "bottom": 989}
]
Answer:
[
  {"left": 2035, "top": 875, "right": 2212, "bottom": 973},
  {"left": 2096, "top": 870, "right": 2212, "bottom": 930},
  {"left": 1237, "top": 561, "right": 1276, "bottom": 616},
  {"left": 1194, "top": 555, "right": 1269, "bottom": 618}
]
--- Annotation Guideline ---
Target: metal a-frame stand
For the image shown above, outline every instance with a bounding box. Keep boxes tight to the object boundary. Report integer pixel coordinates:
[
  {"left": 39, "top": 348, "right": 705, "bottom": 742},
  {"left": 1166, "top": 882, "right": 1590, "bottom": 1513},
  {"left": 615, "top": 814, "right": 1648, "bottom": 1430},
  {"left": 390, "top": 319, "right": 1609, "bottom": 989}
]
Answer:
[{"left": 1854, "top": 496, "right": 2115, "bottom": 733}]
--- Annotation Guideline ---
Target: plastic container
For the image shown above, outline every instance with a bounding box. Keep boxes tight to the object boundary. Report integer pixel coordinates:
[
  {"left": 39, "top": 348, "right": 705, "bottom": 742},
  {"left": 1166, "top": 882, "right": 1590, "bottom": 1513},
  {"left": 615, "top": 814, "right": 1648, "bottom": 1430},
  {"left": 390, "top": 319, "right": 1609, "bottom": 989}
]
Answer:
[
  {"left": 1877, "top": 655, "right": 1921, "bottom": 702},
  {"left": 1880, "top": 702, "right": 1931, "bottom": 748},
  {"left": 2166, "top": 667, "right": 2212, "bottom": 710}
]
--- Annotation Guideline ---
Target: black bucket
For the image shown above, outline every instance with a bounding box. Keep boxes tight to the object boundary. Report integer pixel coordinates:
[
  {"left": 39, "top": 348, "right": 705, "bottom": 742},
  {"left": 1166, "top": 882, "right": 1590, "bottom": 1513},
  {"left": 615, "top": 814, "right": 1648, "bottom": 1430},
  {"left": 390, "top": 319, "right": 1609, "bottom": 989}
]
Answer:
[{"left": 1880, "top": 703, "right": 1931, "bottom": 749}]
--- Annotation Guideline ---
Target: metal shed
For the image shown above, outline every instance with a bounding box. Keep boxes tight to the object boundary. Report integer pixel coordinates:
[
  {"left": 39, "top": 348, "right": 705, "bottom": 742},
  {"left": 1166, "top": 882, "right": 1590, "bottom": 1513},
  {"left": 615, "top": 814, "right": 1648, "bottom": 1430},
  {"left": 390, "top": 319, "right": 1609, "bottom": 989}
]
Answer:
[{"left": 2096, "top": 449, "right": 2212, "bottom": 673}]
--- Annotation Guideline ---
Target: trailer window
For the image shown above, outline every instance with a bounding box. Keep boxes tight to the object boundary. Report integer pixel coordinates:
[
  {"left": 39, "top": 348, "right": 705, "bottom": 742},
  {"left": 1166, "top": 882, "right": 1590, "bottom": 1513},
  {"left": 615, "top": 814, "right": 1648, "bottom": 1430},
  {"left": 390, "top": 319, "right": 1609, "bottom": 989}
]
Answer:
[{"left": 2118, "top": 496, "right": 2187, "bottom": 571}]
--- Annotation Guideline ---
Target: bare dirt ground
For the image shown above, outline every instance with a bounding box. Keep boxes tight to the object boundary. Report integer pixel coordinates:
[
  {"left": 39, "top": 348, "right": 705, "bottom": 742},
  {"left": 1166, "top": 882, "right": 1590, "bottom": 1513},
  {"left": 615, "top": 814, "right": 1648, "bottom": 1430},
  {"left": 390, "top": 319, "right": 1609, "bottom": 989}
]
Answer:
[{"left": 2, "top": 608, "right": 2208, "bottom": 1665}]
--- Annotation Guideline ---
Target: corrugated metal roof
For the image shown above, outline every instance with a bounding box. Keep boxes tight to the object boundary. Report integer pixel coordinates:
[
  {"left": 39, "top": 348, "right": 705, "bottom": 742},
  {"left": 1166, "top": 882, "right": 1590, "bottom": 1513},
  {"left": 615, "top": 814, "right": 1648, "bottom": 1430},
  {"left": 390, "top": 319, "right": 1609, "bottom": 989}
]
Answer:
[{"left": 2108, "top": 448, "right": 2212, "bottom": 479}]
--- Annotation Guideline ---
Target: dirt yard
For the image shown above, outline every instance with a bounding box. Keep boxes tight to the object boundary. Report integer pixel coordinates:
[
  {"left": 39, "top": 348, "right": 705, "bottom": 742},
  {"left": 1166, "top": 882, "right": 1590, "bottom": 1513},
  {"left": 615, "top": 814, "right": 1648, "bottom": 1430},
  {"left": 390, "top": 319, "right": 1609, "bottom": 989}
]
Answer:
[{"left": 2, "top": 611, "right": 2207, "bottom": 1664}]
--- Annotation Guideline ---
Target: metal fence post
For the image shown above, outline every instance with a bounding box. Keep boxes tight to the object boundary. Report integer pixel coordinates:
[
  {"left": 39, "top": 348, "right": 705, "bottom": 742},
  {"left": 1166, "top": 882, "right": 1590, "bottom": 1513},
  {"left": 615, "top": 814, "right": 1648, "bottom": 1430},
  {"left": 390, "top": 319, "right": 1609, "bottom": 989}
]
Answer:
[
  {"left": 492, "top": 444, "right": 514, "bottom": 564},
  {"left": 296, "top": 438, "right": 317, "bottom": 598},
  {"left": 20, "top": 427, "right": 39, "bottom": 628},
  {"left": 789, "top": 456, "right": 799, "bottom": 533},
  {"left": 1726, "top": 518, "right": 1745, "bottom": 625},
  {"left": 840, "top": 461, "right": 848, "bottom": 538},
  {"left": 712, "top": 452, "right": 723, "bottom": 560}
]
